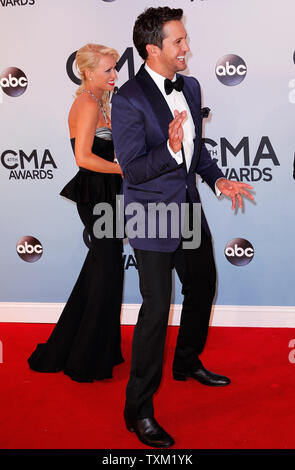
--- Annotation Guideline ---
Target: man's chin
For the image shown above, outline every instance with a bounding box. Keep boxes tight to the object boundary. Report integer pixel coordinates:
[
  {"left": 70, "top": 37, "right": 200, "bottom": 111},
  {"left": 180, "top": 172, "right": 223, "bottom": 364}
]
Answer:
[{"left": 175, "top": 60, "right": 187, "bottom": 71}]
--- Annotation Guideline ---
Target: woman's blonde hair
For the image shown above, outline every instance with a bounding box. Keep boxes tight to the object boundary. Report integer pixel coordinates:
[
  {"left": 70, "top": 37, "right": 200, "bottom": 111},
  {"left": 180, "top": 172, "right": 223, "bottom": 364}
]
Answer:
[{"left": 75, "top": 43, "right": 119, "bottom": 120}]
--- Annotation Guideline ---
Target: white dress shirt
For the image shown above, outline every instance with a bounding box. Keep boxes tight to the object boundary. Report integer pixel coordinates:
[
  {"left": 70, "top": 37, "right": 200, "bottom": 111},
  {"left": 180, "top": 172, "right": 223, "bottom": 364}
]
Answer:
[
  {"left": 145, "top": 63, "right": 195, "bottom": 171},
  {"left": 145, "top": 63, "right": 222, "bottom": 196}
]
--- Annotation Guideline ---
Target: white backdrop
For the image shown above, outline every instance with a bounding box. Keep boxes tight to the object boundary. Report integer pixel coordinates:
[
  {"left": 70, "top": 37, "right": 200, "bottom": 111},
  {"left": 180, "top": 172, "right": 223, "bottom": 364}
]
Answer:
[{"left": 0, "top": 0, "right": 294, "bottom": 326}]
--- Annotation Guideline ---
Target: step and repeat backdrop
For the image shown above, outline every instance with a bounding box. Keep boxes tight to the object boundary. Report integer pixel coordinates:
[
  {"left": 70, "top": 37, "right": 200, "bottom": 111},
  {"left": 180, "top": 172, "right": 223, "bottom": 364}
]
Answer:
[{"left": 0, "top": 0, "right": 294, "bottom": 324}]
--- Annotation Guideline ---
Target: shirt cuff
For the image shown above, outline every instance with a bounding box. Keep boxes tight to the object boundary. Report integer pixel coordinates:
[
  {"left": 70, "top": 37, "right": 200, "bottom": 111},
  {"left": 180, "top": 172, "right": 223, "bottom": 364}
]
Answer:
[
  {"left": 215, "top": 178, "right": 224, "bottom": 198},
  {"left": 167, "top": 140, "right": 183, "bottom": 165}
]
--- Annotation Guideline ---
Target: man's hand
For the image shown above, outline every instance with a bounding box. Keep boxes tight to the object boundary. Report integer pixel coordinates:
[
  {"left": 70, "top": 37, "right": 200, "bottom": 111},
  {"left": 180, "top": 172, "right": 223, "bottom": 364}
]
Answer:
[
  {"left": 168, "top": 110, "right": 187, "bottom": 153},
  {"left": 216, "top": 177, "right": 254, "bottom": 210}
]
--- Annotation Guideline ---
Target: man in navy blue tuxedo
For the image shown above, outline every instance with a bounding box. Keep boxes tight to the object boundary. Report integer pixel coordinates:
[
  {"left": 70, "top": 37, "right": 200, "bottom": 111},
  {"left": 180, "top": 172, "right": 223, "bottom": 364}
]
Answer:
[{"left": 112, "top": 6, "right": 253, "bottom": 448}]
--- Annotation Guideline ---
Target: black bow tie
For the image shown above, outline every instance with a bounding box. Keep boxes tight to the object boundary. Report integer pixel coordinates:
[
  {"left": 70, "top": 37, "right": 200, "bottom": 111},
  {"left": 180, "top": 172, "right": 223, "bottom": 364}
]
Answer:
[{"left": 164, "top": 76, "right": 184, "bottom": 95}]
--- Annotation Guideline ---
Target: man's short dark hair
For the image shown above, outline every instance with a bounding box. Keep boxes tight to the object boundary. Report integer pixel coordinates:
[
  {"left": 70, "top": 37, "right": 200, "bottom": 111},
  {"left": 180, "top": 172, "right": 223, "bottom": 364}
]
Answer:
[{"left": 133, "top": 6, "right": 183, "bottom": 61}]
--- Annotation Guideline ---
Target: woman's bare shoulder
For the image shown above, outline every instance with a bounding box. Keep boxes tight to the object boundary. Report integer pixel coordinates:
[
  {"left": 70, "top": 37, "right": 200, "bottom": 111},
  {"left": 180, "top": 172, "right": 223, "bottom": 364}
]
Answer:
[
  {"left": 70, "top": 93, "right": 98, "bottom": 115},
  {"left": 69, "top": 93, "right": 99, "bottom": 128}
]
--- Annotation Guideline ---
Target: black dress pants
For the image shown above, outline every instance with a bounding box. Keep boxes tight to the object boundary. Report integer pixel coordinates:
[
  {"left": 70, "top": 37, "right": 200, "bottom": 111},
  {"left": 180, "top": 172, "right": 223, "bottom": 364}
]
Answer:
[{"left": 125, "top": 220, "right": 216, "bottom": 419}]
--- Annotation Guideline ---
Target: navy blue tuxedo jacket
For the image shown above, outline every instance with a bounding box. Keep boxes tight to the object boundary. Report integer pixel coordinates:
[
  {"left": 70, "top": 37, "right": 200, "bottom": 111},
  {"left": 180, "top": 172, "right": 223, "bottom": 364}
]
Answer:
[{"left": 111, "top": 65, "right": 224, "bottom": 252}]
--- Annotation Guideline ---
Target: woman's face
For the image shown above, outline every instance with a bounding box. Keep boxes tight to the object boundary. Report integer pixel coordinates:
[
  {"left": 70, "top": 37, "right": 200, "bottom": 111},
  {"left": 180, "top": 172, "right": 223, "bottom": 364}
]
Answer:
[{"left": 88, "top": 54, "right": 118, "bottom": 92}]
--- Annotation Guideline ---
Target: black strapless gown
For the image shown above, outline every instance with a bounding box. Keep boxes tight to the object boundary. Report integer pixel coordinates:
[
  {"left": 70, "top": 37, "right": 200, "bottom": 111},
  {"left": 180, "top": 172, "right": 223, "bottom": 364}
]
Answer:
[{"left": 28, "top": 128, "right": 124, "bottom": 382}]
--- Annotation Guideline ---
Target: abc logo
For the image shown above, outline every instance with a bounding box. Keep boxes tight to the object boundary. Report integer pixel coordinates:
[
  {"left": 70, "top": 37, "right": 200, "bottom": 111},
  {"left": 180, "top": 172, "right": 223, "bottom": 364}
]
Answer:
[
  {"left": 0, "top": 67, "right": 28, "bottom": 97},
  {"left": 16, "top": 236, "right": 43, "bottom": 263},
  {"left": 215, "top": 54, "right": 247, "bottom": 86},
  {"left": 224, "top": 238, "right": 254, "bottom": 266}
]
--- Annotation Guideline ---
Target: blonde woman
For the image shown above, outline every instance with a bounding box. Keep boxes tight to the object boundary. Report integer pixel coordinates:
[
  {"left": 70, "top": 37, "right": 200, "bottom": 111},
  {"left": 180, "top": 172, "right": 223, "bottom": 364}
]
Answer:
[{"left": 28, "top": 44, "right": 124, "bottom": 382}]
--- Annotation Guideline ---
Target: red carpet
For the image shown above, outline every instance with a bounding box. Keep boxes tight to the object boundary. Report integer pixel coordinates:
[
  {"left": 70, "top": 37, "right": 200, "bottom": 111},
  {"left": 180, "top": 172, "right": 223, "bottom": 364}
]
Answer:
[{"left": 1, "top": 323, "right": 295, "bottom": 449}]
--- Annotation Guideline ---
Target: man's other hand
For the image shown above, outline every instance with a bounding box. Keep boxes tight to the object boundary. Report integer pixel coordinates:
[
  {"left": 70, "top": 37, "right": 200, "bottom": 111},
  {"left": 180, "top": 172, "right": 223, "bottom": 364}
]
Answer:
[{"left": 216, "top": 178, "right": 254, "bottom": 210}]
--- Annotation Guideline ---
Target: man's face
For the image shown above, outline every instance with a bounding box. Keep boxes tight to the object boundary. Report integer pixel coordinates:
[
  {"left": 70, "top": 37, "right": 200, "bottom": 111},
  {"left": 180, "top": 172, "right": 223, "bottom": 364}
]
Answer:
[{"left": 157, "top": 20, "right": 190, "bottom": 78}]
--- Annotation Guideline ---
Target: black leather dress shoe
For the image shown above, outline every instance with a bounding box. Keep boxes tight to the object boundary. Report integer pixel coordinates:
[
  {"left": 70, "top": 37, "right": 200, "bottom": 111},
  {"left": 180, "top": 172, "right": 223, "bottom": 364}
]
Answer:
[
  {"left": 124, "top": 413, "right": 175, "bottom": 448},
  {"left": 173, "top": 365, "right": 230, "bottom": 386}
]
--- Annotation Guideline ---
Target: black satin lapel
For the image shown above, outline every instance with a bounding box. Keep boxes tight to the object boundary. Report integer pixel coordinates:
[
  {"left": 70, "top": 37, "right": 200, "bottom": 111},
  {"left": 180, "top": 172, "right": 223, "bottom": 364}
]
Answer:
[
  {"left": 181, "top": 77, "right": 202, "bottom": 172},
  {"left": 181, "top": 78, "right": 201, "bottom": 135},
  {"left": 135, "top": 66, "right": 173, "bottom": 139}
]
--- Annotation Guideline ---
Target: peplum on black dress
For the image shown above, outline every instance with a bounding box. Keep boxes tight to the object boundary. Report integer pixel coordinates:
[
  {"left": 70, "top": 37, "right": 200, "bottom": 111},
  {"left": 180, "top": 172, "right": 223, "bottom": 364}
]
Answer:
[{"left": 28, "top": 127, "right": 124, "bottom": 382}]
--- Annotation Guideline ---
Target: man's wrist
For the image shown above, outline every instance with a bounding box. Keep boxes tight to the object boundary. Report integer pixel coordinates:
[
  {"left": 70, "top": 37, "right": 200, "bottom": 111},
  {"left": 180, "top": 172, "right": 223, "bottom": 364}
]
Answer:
[
  {"left": 215, "top": 177, "right": 226, "bottom": 197},
  {"left": 167, "top": 140, "right": 182, "bottom": 164}
]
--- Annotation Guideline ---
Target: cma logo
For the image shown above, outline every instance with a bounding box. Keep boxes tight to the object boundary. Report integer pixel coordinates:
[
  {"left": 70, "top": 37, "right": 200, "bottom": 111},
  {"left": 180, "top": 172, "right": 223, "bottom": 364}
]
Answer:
[
  {"left": 225, "top": 238, "right": 254, "bottom": 266},
  {"left": 66, "top": 47, "right": 135, "bottom": 89},
  {"left": 0, "top": 67, "right": 28, "bottom": 102},
  {"left": 216, "top": 54, "right": 247, "bottom": 86},
  {"left": 204, "top": 136, "right": 280, "bottom": 182},
  {"left": 1, "top": 149, "right": 57, "bottom": 180},
  {"left": 0, "top": 0, "right": 35, "bottom": 5},
  {"left": 16, "top": 236, "right": 43, "bottom": 263}
]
